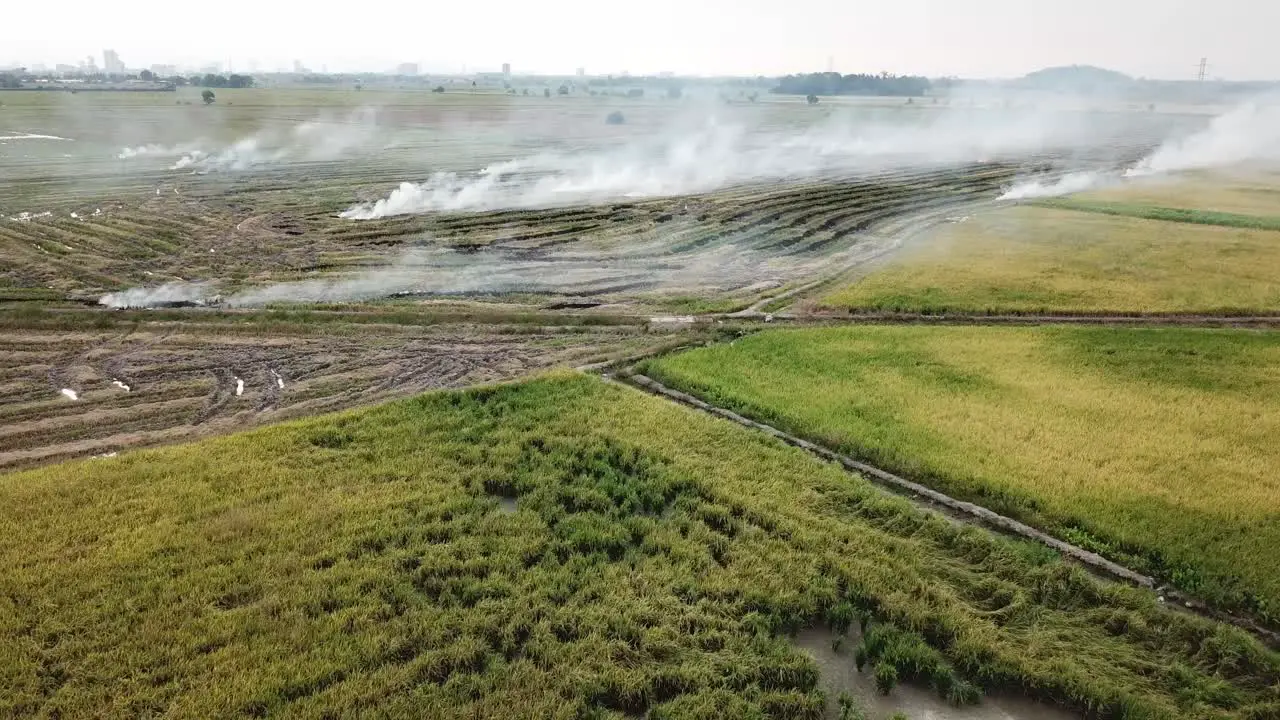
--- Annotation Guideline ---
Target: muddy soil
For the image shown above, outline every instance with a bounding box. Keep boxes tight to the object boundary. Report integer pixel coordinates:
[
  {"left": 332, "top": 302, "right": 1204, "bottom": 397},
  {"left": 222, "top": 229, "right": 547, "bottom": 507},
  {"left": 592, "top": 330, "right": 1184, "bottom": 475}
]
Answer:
[
  {"left": 0, "top": 322, "right": 651, "bottom": 471},
  {"left": 792, "top": 628, "right": 1078, "bottom": 720}
]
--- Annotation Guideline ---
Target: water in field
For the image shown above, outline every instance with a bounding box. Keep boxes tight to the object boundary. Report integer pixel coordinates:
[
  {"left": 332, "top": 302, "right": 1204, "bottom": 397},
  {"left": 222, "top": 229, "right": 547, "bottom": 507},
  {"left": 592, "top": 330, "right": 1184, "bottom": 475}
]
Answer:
[{"left": 792, "top": 628, "right": 1078, "bottom": 720}]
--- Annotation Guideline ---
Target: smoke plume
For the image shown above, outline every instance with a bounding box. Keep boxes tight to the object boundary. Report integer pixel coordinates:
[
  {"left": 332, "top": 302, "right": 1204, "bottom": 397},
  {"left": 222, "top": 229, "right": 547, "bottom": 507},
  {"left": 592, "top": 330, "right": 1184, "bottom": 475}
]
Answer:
[
  {"left": 999, "top": 171, "right": 1112, "bottom": 200},
  {"left": 1127, "top": 97, "right": 1280, "bottom": 177},
  {"left": 341, "top": 106, "right": 1172, "bottom": 219},
  {"left": 99, "top": 281, "right": 215, "bottom": 309},
  {"left": 114, "top": 109, "right": 384, "bottom": 172}
]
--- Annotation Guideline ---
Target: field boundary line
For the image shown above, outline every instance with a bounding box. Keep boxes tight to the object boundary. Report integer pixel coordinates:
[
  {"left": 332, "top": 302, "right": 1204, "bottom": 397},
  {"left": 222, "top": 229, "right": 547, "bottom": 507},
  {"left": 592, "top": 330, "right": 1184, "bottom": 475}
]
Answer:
[
  {"left": 616, "top": 371, "right": 1280, "bottom": 647},
  {"left": 1030, "top": 198, "right": 1280, "bottom": 231},
  {"left": 773, "top": 312, "right": 1280, "bottom": 328}
]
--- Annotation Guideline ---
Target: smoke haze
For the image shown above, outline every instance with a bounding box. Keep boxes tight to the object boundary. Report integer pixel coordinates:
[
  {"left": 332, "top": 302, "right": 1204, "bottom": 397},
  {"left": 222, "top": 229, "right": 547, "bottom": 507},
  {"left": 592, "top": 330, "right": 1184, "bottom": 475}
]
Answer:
[
  {"left": 1127, "top": 96, "right": 1280, "bottom": 177},
  {"left": 99, "top": 281, "right": 215, "bottom": 308},
  {"left": 113, "top": 109, "right": 384, "bottom": 172},
  {"left": 340, "top": 104, "right": 1171, "bottom": 219}
]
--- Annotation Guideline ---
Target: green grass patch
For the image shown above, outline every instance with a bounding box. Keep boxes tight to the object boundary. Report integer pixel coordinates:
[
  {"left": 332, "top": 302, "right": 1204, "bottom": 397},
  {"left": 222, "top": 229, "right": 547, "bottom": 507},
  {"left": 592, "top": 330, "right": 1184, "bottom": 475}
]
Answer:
[
  {"left": 651, "top": 295, "right": 756, "bottom": 315},
  {"left": 1033, "top": 199, "right": 1280, "bottom": 231},
  {"left": 642, "top": 326, "right": 1280, "bottom": 621},
  {"left": 821, "top": 206, "right": 1280, "bottom": 315},
  {"left": 3, "top": 373, "right": 1278, "bottom": 717}
]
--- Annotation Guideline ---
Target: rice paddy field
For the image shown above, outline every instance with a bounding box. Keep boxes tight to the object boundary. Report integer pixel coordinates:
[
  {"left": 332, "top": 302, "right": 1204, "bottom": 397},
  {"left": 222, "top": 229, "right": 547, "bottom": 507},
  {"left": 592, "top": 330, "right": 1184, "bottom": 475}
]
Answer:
[
  {"left": 640, "top": 325, "right": 1280, "bottom": 621},
  {"left": 820, "top": 177, "right": 1280, "bottom": 316},
  {"left": 4, "top": 85, "right": 1280, "bottom": 719},
  {"left": 3, "top": 373, "right": 1279, "bottom": 719}
]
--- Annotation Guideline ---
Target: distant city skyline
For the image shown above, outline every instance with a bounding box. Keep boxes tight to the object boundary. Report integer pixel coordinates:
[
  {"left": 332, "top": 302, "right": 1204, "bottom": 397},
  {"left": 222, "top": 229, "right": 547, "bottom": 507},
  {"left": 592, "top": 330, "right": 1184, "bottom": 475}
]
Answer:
[{"left": 5, "top": 0, "right": 1279, "bottom": 81}]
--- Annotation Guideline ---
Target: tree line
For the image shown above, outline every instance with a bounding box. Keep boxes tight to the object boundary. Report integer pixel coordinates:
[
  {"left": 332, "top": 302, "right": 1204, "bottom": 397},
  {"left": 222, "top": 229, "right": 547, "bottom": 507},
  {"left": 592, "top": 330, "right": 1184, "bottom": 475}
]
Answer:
[
  {"left": 772, "top": 72, "right": 930, "bottom": 97},
  {"left": 186, "top": 73, "right": 255, "bottom": 88}
]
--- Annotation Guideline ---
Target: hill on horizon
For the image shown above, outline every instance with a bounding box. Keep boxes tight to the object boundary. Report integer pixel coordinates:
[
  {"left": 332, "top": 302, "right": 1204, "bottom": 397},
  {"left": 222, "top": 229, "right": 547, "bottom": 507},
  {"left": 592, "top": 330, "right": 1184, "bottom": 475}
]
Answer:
[{"left": 1018, "top": 64, "right": 1135, "bottom": 91}]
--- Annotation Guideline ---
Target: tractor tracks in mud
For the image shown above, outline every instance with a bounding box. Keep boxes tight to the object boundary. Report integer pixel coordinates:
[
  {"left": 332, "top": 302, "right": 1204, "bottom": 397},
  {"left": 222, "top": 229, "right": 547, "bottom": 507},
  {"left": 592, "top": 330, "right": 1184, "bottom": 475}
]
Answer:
[
  {"left": 0, "top": 324, "right": 654, "bottom": 472},
  {"left": 611, "top": 370, "right": 1280, "bottom": 648}
]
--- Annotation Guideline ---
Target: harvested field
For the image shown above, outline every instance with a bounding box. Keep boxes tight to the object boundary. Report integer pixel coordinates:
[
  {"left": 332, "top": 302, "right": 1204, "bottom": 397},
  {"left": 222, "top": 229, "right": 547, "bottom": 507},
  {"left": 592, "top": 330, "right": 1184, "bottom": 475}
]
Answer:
[
  {"left": 641, "top": 325, "right": 1280, "bottom": 622},
  {"left": 0, "top": 313, "right": 658, "bottom": 470},
  {"left": 1, "top": 162, "right": 1025, "bottom": 305},
  {"left": 2, "top": 88, "right": 1193, "bottom": 310},
  {"left": 3, "top": 373, "right": 1278, "bottom": 718}
]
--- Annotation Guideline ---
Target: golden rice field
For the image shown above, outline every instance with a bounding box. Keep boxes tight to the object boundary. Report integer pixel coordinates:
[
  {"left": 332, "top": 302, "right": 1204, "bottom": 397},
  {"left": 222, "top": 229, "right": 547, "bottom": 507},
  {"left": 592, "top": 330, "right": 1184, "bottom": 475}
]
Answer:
[
  {"left": 819, "top": 204, "right": 1280, "bottom": 315},
  {"left": 3, "top": 373, "right": 1278, "bottom": 719},
  {"left": 641, "top": 325, "right": 1280, "bottom": 620}
]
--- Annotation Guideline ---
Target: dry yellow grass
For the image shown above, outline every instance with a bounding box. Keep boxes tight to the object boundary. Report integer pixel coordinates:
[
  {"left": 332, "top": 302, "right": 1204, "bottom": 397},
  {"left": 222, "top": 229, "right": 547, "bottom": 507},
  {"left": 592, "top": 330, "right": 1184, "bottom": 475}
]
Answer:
[
  {"left": 821, "top": 206, "right": 1280, "bottom": 314},
  {"left": 1079, "top": 171, "right": 1280, "bottom": 217}
]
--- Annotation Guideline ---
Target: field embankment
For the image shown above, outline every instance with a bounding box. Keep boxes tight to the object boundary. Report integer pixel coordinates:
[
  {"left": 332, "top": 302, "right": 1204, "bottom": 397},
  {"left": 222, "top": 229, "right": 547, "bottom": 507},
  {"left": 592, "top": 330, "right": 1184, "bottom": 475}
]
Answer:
[{"left": 1031, "top": 198, "right": 1280, "bottom": 231}]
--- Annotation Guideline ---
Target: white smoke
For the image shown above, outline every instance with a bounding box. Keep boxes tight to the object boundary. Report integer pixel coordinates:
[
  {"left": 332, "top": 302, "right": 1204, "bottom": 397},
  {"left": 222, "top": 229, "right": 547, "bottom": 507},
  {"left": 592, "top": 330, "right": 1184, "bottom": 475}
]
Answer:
[
  {"left": 0, "top": 132, "right": 72, "bottom": 141},
  {"left": 99, "top": 281, "right": 215, "bottom": 309},
  {"left": 169, "top": 110, "right": 382, "bottom": 172},
  {"left": 101, "top": 227, "right": 879, "bottom": 308},
  {"left": 117, "top": 144, "right": 183, "bottom": 160},
  {"left": 340, "top": 107, "right": 1165, "bottom": 219},
  {"left": 999, "top": 171, "right": 1111, "bottom": 200},
  {"left": 997, "top": 97, "right": 1280, "bottom": 200},
  {"left": 222, "top": 247, "right": 637, "bottom": 305},
  {"left": 1127, "top": 96, "right": 1280, "bottom": 178}
]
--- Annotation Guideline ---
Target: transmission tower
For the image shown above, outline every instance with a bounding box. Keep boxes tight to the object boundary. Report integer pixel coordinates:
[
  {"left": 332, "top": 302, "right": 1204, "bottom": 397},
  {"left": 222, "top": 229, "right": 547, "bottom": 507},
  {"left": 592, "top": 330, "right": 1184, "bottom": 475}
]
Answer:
[{"left": 1197, "top": 57, "right": 1208, "bottom": 82}]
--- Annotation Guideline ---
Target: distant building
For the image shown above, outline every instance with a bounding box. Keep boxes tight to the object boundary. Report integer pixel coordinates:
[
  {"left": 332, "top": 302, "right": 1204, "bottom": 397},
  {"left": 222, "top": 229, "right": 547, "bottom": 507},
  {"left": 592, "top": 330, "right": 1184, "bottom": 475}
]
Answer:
[
  {"left": 150, "top": 64, "right": 177, "bottom": 77},
  {"left": 55, "top": 63, "right": 77, "bottom": 75},
  {"left": 103, "top": 49, "right": 125, "bottom": 74},
  {"left": 576, "top": 67, "right": 585, "bottom": 78},
  {"left": 293, "top": 60, "right": 308, "bottom": 74},
  {"left": 502, "top": 63, "right": 511, "bottom": 79},
  {"left": 397, "top": 62, "right": 419, "bottom": 76}
]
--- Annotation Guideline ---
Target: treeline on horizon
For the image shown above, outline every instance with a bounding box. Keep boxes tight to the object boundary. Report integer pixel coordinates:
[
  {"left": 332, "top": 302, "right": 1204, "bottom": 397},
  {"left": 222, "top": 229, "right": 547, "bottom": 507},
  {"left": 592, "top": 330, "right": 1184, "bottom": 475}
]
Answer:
[
  {"left": 773, "top": 72, "right": 930, "bottom": 97},
  {"left": 0, "top": 71, "right": 253, "bottom": 89}
]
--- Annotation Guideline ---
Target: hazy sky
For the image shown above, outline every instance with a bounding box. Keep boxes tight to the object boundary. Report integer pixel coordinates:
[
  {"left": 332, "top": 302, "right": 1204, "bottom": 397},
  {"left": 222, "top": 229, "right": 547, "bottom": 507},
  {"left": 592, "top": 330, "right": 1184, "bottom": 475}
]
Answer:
[{"left": 5, "top": 0, "right": 1278, "bottom": 80}]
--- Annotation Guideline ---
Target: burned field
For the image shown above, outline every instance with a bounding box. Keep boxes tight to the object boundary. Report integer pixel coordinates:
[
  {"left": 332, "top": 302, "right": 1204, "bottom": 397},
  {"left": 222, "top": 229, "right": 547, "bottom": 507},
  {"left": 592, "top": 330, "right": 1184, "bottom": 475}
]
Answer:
[{"left": 6, "top": 160, "right": 1028, "bottom": 306}]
